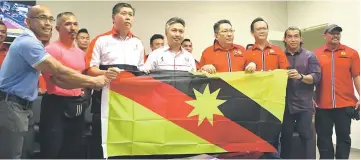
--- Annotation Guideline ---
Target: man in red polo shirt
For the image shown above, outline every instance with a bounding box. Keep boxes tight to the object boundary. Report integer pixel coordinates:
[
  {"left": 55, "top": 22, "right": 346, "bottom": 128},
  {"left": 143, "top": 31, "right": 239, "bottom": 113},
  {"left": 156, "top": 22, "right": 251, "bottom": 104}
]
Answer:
[
  {"left": 199, "top": 19, "right": 246, "bottom": 73},
  {"left": 314, "top": 24, "right": 360, "bottom": 159},
  {"left": 243, "top": 17, "right": 289, "bottom": 72},
  {"left": 40, "top": 12, "right": 91, "bottom": 158},
  {"left": 0, "top": 21, "right": 8, "bottom": 68}
]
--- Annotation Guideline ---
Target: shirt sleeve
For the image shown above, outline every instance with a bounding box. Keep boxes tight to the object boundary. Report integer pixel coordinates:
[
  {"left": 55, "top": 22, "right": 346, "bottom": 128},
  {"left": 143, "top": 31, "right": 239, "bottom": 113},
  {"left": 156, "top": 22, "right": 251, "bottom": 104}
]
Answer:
[
  {"left": 188, "top": 54, "right": 197, "bottom": 72},
  {"left": 86, "top": 38, "right": 102, "bottom": 68},
  {"left": 198, "top": 49, "right": 207, "bottom": 69},
  {"left": 351, "top": 50, "right": 360, "bottom": 77},
  {"left": 278, "top": 50, "right": 290, "bottom": 69},
  {"left": 19, "top": 39, "right": 49, "bottom": 67},
  {"left": 242, "top": 50, "right": 251, "bottom": 69},
  {"left": 137, "top": 43, "right": 145, "bottom": 69},
  {"left": 143, "top": 51, "right": 157, "bottom": 71},
  {"left": 308, "top": 52, "right": 321, "bottom": 84}
]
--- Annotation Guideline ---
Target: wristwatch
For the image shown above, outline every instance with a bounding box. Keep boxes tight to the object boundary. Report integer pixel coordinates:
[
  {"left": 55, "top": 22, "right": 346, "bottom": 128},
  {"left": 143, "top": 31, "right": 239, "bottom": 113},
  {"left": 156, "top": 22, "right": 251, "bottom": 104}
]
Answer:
[{"left": 298, "top": 74, "right": 304, "bottom": 81}]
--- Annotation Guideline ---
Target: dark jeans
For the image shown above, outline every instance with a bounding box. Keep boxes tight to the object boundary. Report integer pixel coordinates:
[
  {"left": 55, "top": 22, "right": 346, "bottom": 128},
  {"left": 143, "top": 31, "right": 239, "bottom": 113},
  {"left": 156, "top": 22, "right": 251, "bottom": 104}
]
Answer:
[
  {"left": 280, "top": 109, "right": 314, "bottom": 159},
  {"left": 39, "top": 94, "right": 86, "bottom": 159},
  {"left": 0, "top": 100, "right": 32, "bottom": 159},
  {"left": 90, "top": 113, "right": 104, "bottom": 159},
  {"left": 315, "top": 107, "right": 353, "bottom": 159}
]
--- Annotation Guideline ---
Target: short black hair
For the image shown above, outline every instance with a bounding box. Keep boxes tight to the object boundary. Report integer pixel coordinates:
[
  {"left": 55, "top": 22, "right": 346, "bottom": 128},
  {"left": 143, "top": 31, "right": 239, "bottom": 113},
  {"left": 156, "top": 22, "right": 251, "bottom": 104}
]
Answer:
[
  {"left": 0, "top": 21, "right": 6, "bottom": 29},
  {"left": 181, "top": 38, "right": 191, "bottom": 45},
  {"left": 56, "top": 12, "right": 75, "bottom": 25},
  {"left": 213, "top": 19, "right": 232, "bottom": 34},
  {"left": 246, "top": 44, "right": 253, "bottom": 50},
  {"left": 112, "top": 2, "right": 135, "bottom": 16},
  {"left": 77, "top": 28, "right": 89, "bottom": 36},
  {"left": 250, "top": 17, "right": 268, "bottom": 32},
  {"left": 283, "top": 26, "right": 303, "bottom": 47},
  {"left": 284, "top": 26, "right": 302, "bottom": 38},
  {"left": 150, "top": 34, "right": 164, "bottom": 45}
]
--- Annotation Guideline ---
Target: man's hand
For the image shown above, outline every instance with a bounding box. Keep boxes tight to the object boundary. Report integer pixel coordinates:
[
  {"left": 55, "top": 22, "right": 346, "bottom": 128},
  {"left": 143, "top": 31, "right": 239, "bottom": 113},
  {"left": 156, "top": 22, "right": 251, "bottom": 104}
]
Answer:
[
  {"left": 288, "top": 69, "right": 302, "bottom": 79},
  {"left": 105, "top": 67, "right": 123, "bottom": 80},
  {"left": 201, "top": 64, "right": 216, "bottom": 74},
  {"left": 38, "top": 88, "right": 47, "bottom": 95},
  {"left": 92, "top": 75, "right": 111, "bottom": 89},
  {"left": 356, "top": 101, "right": 360, "bottom": 110},
  {"left": 245, "top": 62, "right": 257, "bottom": 73}
]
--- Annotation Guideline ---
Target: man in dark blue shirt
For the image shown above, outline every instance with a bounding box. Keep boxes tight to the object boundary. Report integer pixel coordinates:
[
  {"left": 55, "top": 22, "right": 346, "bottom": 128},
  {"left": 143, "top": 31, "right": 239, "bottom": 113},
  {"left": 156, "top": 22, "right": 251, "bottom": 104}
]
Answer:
[{"left": 280, "top": 26, "right": 321, "bottom": 159}]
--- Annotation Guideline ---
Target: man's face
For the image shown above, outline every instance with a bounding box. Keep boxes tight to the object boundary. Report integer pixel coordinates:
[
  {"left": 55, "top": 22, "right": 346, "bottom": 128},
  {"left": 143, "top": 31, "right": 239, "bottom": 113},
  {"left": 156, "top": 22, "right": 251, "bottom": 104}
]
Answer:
[
  {"left": 26, "top": 8, "right": 54, "bottom": 41},
  {"left": 252, "top": 21, "right": 268, "bottom": 41},
  {"left": 324, "top": 30, "right": 341, "bottom": 45},
  {"left": 56, "top": 15, "right": 78, "bottom": 40},
  {"left": 182, "top": 41, "right": 193, "bottom": 53},
  {"left": 151, "top": 38, "right": 164, "bottom": 51},
  {"left": 0, "top": 24, "right": 6, "bottom": 43},
  {"left": 215, "top": 23, "right": 234, "bottom": 45},
  {"left": 166, "top": 23, "right": 184, "bottom": 46},
  {"left": 113, "top": 7, "right": 134, "bottom": 31},
  {"left": 284, "top": 30, "right": 301, "bottom": 50},
  {"left": 76, "top": 32, "right": 90, "bottom": 49}
]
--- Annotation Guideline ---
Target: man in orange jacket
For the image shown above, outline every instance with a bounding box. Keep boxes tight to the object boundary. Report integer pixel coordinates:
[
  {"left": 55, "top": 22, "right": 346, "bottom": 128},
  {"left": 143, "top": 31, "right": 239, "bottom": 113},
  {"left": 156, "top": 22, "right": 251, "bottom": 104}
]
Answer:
[
  {"left": 314, "top": 24, "right": 360, "bottom": 159},
  {"left": 199, "top": 19, "right": 246, "bottom": 73},
  {"left": 243, "top": 17, "right": 289, "bottom": 72}
]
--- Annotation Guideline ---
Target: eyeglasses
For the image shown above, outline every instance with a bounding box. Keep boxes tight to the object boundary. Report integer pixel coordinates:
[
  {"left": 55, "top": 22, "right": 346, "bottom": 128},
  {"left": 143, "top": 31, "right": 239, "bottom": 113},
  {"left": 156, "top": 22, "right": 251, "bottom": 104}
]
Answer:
[
  {"left": 119, "top": 11, "right": 134, "bottom": 17},
  {"left": 29, "top": 15, "right": 55, "bottom": 23},
  {"left": 219, "top": 29, "right": 235, "bottom": 34}
]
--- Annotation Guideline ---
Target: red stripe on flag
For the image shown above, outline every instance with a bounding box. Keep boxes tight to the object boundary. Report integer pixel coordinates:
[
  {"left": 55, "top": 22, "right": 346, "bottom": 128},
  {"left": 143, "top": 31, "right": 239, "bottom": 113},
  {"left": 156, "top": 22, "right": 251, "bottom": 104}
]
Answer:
[{"left": 110, "top": 73, "right": 276, "bottom": 153}]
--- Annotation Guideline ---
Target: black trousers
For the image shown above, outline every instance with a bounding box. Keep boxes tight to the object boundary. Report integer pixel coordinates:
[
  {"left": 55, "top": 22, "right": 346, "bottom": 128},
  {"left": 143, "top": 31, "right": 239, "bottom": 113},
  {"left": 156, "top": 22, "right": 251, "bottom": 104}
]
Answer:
[
  {"left": 90, "top": 113, "right": 104, "bottom": 159},
  {"left": 280, "top": 109, "right": 314, "bottom": 159},
  {"left": 39, "top": 94, "right": 86, "bottom": 159},
  {"left": 315, "top": 107, "right": 353, "bottom": 159}
]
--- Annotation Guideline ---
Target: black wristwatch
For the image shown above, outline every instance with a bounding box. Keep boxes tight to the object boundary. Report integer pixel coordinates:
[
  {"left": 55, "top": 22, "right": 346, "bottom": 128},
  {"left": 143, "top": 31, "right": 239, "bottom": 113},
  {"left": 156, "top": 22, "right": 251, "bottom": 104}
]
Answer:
[{"left": 298, "top": 74, "right": 304, "bottom": 81}]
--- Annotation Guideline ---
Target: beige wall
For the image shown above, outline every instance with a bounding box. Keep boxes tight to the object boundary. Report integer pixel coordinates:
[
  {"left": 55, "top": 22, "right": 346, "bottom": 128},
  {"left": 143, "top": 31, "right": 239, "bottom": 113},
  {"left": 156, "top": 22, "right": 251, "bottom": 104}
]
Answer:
[
  {"left": 287, "top": 1, "right": 360, "bottom": 52},
  {"left": 288, "top": 0, "right": 360, "bottom": 149},
  {"left": 38, "top": 1, "right": 288, "bottom": 60}
]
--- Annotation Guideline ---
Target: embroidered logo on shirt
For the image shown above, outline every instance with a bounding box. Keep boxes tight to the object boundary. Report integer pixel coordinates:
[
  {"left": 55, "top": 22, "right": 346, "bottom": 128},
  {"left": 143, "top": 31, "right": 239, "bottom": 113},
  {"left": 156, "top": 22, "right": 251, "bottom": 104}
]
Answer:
[
  {"left": 161, "top": 56, "right": 164, "bottom": 62},
  {"left": 341, "top": 51, "right": 347, "bottom": 56},
  {"left": 268, "top": 49, "right": 276, "bottom": 55},
  {"left": 234, "top": 50, "right": 242, "bottom": 56},
  {"left": 185, "top": 57, "right": 189, "bottom": 62}
]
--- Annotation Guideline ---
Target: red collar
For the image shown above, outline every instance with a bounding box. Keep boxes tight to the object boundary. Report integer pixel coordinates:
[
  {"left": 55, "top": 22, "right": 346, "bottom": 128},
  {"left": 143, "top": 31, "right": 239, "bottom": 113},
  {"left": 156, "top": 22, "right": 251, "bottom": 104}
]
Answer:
[
  {"left": 251, "top": 41, "right": 273, "bottom": 50},
  {"left": 213, "top": 41, "right": 237, "bottom": 51},
  {"left": 111, "top": 27, "right": 134, "bottom": 38}
]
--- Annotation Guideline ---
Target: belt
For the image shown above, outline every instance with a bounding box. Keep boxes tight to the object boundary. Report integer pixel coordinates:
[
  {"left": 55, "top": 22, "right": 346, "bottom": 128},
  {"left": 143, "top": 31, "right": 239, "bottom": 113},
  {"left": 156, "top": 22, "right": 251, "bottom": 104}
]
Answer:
[
  {"left": 0, "top": 91, "right": 33, "bottom": 109},
  {"left": 99, "top": 64, "right": 139, "bottom": 71}
]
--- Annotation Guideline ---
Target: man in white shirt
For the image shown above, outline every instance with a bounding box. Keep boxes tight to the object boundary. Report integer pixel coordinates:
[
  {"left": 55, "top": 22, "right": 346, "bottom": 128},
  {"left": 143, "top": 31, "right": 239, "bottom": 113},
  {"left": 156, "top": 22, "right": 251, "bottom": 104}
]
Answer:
[{"left": 144, "top": 17, "right": 196, "bottom": 72}]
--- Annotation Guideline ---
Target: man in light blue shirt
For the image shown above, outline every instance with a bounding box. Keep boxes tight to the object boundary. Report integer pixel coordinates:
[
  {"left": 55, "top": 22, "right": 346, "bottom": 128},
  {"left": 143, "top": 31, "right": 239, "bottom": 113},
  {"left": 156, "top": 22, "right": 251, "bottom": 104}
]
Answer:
[{"left": 0, "top": 5, "right": 120, "bottom": 158}]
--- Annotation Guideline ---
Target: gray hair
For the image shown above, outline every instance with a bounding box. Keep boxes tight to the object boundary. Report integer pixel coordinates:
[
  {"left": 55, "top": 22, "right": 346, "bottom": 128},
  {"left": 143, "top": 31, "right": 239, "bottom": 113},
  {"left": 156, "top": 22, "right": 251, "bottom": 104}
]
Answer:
[
  {"left": 165, "top": 17, "right": 185, "bottom": 32},
  {"left": 56, "top": 12, "right": 75, "bottom": 25}
]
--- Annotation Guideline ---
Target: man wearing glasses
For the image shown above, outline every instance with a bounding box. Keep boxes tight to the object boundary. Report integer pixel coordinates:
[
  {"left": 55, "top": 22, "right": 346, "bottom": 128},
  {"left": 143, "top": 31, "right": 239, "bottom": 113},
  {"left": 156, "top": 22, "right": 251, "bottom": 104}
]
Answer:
[
  {"left": 243, "top": 17, "right": 289, "bottom": 72},
  {"left": 242, "top": 17, "right": 289, "bottom": 159},
  {"left": 0, "top": 5, "right": 116, "bottom": 159},
  {"left": 199, "top": 19, "right": 246, "bottom": 74}
]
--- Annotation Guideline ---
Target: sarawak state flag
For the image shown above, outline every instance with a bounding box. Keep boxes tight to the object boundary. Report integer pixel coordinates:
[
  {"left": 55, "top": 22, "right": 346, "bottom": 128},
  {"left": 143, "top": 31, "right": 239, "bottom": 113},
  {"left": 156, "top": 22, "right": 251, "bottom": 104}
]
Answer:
[{"left": 100, "top": 70, "right": 288, "bottom": 158}]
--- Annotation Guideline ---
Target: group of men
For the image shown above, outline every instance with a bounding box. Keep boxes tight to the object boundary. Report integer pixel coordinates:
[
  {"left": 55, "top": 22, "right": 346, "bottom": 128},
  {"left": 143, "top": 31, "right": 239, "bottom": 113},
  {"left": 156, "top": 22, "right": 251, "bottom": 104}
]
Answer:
[{"left": 0, "top": 2, "right": 359, "bottom": 159}]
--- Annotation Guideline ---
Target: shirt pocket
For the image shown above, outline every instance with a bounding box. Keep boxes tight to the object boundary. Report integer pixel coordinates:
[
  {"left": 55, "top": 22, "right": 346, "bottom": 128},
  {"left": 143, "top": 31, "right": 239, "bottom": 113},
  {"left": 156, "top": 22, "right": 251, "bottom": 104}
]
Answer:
[{"left": 335, "top": 56, "right": 351, "bottom": 70}]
